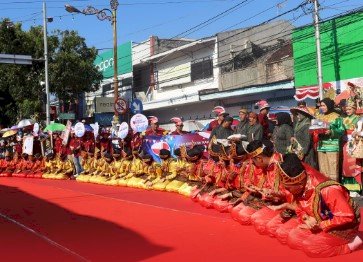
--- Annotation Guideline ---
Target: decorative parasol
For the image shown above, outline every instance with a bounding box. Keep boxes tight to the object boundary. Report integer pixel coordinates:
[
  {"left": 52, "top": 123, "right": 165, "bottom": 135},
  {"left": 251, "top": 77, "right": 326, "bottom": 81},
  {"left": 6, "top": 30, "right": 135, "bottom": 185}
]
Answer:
[
  {"left": 2, "top": 130, "right": 17, "bottom": 138},
  {"left": 44, "top": 123, "right": 66, "bottom": 132},
  {"left": 17, "top": 119, "right": 34, "bottom": 128}
]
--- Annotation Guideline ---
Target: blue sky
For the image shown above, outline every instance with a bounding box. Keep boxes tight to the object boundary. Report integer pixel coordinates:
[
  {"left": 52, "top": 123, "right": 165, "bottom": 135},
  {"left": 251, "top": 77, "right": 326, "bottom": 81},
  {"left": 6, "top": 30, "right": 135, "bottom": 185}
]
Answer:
[{"left": 1, "top": 0, "right": 362, "bottom": 50}]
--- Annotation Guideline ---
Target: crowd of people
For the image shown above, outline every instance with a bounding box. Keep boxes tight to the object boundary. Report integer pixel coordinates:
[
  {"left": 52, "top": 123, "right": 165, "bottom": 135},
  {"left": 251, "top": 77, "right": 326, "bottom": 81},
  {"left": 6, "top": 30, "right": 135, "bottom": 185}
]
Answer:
[{"left": 0, "top": 97, "right": 362, "bottom": 258}]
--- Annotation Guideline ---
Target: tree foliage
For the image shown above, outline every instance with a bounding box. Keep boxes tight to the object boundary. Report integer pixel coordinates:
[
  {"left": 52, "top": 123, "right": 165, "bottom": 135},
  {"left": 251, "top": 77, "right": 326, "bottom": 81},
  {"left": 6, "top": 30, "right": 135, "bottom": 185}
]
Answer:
[{"left": 0, "top": 20, "right": 102, "bottom": 127}]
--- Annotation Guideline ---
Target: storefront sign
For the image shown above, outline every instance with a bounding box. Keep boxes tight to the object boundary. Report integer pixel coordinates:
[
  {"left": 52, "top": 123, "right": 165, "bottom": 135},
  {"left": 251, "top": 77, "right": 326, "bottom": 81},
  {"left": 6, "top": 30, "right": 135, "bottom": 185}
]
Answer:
[{"left": 95, "top": 97, "right": 115, "bottom": 113}]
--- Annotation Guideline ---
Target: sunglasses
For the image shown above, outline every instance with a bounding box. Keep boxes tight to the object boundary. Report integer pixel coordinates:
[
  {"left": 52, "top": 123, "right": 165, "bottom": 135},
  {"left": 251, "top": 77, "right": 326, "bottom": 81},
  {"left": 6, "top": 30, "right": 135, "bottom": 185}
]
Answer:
[{"left": 176, "top": 125, "right": 184, "bottom": 127}]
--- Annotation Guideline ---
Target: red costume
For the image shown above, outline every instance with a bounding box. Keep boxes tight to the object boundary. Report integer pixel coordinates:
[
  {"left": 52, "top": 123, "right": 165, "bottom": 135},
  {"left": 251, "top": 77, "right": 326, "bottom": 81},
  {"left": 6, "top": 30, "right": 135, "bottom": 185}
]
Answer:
[
  {"left": 144, "top": 127, "right": 166, "bottom": 136},
  {"left": 284, "top": 163, "right": 361, "bottom": 257}
]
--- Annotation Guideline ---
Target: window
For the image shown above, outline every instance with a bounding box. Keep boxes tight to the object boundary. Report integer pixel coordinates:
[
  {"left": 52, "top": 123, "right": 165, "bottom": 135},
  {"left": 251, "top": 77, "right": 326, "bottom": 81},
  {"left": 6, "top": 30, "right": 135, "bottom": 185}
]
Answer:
[{"left": 191, "top": 57, "right": 213, "bottom": 81}]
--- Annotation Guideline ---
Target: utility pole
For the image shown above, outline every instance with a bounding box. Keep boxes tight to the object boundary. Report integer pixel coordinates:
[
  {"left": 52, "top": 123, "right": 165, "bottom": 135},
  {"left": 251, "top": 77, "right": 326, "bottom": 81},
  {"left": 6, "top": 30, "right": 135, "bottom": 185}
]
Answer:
[
  {"left": 312, "top": 0, "right": 324, "bottom": 100},
  {"left": 43, "top": 1, "right": 50, "bottom": 125}
]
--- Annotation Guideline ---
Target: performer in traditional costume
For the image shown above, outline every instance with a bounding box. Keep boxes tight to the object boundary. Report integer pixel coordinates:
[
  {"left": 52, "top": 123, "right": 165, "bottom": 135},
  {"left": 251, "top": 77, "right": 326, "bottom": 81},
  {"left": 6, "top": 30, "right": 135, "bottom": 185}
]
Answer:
[
  {"left": 105, "top": 149, "right": 123, "bottom": 186},
  {"left": 142, "top": 154, "right": 163, "bottom": 190},
  {"left": 315, "top": 98, "right": 343, "bottom": 181},
  {"left": 152, "top": 149, "right": 176, "bottom": 191},
  {"left": 340, "top": 101, "right": 361, "bottom": 194},
  {"left": 272, "top": 153, "right": 362, "bottom": 257},
  {"left": 212, "top": 143, "right": 247, "bottom": 212},
  {"left": 31, "top": 153, "right": 44, "bottom": 178},
  {"left": 164, "top": 146, "right": 188, "bottom": 193},
  {"left": 290, "top": 106, "right": 317, "bottom": 168},
  {"left": 125, "top": 149, "right": 145, "bottom": 187},
  {"left": 178, "top": 145, "right": 205, "bottom": 197},
  {"left": 0, "top": 151, "right": 15, "bottom": 177},
  {"left": 234, "top": 140, "right": 288, "bottom": 226},
  {"left": 117, "top": 148, "right": 133, "bottom": 186}
]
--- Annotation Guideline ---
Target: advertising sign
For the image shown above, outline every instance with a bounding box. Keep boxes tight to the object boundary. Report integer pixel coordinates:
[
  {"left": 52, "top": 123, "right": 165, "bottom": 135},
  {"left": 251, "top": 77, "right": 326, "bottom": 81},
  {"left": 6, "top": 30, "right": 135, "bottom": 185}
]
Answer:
[
  {"left": 74, "top": 122, "right": 86, "bottom": 138},
  {"left": 94, "top": 41, "right": 133, "bottom": 79},
  {"left": 117, "top": 122, "right": 129, "bottom": 139},
  {"left": 95, "top": 97, "right": 115, "bottom": 113},
  {"left": 130, "top": 114, "right": 148, "bottom": 133}
]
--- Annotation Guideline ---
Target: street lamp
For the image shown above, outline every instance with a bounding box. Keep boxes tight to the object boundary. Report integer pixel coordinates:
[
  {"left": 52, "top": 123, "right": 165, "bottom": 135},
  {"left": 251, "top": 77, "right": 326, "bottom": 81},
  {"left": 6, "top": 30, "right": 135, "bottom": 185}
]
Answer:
[{"left": 65, "top": 0, "right": 120, "bottom": 123}]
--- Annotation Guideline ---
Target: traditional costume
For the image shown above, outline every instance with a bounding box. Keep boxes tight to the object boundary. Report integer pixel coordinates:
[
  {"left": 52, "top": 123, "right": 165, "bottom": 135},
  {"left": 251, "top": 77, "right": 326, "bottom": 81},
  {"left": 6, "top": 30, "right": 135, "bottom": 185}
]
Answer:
[{"left": 275, "top": 154, "right": 362, "bottom": 258}]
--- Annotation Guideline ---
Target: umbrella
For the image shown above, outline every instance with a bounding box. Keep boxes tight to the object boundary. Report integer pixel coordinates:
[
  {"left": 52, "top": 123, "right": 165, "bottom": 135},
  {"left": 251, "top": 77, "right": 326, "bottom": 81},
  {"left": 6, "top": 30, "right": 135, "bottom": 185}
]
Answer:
[
  {"left": 0, "top": 128, "right": 10, "bottom": 133},
  {"left": 72, "top": 124, "right": 94, "bottom": 132},
  {"left": 44, "top": 123, "right": 66, "bottom": 132},
  {"left": 2, "top": 130, "right": 17, "bottom": 138},
  {"left": 17, "top": 119, "right": 34, "bottom": 128}
]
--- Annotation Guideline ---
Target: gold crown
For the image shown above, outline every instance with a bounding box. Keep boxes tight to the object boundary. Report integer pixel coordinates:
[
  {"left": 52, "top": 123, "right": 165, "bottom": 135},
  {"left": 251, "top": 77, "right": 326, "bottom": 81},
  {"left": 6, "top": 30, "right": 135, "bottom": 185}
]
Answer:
[
  {"left": 247, "top": 147, "right": 263, "bottom": 158},
  {"left": 277, "top": 162, "right": 307, "bottom": 186}
]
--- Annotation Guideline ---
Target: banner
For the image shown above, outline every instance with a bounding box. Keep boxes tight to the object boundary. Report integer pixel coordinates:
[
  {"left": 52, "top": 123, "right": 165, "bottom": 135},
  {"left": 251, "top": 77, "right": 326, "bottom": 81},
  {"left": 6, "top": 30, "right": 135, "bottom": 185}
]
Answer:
[
  {"left": 22, "top": 135, "right": 34, "bottom": 155},
  {"left": 62, "top": 120, "right": 72, "bottom": 145},
  {"left": 142, "top": 132, "right": 210, "bottom": 163}
]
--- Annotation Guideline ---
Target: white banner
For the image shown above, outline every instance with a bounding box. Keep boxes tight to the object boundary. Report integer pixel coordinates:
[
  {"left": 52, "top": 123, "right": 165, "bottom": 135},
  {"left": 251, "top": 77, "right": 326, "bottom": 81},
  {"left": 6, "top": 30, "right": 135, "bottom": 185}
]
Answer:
[{"left": 22, "top": 136, "right": 34, "bottom": 155}]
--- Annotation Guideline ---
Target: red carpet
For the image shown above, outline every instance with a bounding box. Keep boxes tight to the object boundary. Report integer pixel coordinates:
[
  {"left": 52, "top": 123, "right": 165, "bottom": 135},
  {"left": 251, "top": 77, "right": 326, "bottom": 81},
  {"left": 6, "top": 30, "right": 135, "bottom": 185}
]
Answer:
[{"left": 0, "top": 178, "right": 362, "bottom": 262}]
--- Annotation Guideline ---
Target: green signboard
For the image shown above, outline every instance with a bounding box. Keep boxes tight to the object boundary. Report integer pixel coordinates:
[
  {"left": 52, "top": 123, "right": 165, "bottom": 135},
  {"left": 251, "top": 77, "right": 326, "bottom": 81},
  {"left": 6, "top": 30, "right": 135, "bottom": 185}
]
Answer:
[
  {"left": 94, "top": 41, "right": 132, "bottom": 79},
  {"left": 293, "top": 11, "right": 363, "bottom": 88},
  {"left": 59, "top": 113, "right": 75, "bottom": 120}
]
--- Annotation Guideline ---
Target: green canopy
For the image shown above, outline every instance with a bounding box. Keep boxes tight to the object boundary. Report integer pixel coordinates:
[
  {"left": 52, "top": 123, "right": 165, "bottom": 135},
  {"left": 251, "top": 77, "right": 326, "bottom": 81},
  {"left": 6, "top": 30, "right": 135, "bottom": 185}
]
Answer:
[{"left": 44, "top": 123, "right": 66, "bottom": 132}]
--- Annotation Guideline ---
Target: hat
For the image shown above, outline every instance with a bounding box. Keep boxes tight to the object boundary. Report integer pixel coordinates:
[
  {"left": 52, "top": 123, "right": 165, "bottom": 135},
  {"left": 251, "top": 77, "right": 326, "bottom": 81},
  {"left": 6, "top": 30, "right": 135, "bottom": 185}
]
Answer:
[
  {"left": 170, "top": 117, "right": 183, "bottom": 125},
  {"left": 239, "top": 108, "right": 248, "bottom": 114},
  {"left": 148, "top": 116, "right": 159, "bottom": 124},
  {"left": 212, "top": 106, "right": 225, "bottom": 116},
  {"left": 290, "top": 106, "right": 315, "bottom": 119},
  {"left": 186, "top": 145, "right": 204, "bottom": 162},
  {"left": 159, "top": 149, "right": 171, "bottom": 159},
  {"left": 346, "top": 99, "right": 357, "bottom": 109},
  {"left": 255, "top": 100, "right": 270, "bottom": 111},
  {"left": 142, "top": 154, "right": 153, "bottom": 162},
  {"left": 278, "top": 153, "right": 307, "bottom": 186},
  {"left": 224, "top": 116, "right": 234, "bottom": 122},
  {"left": 229, "top": 143, "right": 246, "bottom": 160}
]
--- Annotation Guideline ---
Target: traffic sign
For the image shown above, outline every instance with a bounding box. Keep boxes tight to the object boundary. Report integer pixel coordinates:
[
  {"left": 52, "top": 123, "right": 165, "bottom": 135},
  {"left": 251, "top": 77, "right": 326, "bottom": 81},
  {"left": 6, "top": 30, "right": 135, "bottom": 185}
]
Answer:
[
  {"left": 130, "top": 98, "right": 143, "bottom": 114},
  {"left": 114, "top": 98, "right": 128, "bottom": 115}
]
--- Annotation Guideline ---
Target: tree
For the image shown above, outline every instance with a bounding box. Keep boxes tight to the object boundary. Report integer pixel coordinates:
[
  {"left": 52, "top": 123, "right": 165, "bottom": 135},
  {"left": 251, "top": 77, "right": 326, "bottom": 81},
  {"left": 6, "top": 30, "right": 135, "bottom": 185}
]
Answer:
[
  {"left": 49, "top": 30, "right": 102, "bottom": 102},
  {"left": 0, "top": 20, "right": 103, "bottom": 126}
]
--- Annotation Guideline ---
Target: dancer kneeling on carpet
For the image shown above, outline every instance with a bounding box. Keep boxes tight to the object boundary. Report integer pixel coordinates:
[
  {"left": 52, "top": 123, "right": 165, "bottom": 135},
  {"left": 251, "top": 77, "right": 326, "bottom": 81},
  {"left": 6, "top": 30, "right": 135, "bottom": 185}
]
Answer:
[
  {"left": 117, "top": 148, "right": 133, "bottom": 186},
  {"left": 152, "top": 149, "right": 176, "bottom": 191},
  {"left": 142, "top": 154, "right": 162, "bottom": 189},
  {"left": 178, "top": 145, "right": 205, "bottom": 197},
  {"left": 230, "top": 140, "right": 291, "bottom": 226},
  {"left": 269, "top": 153, "right": 362, "bottom": 257},
  {"left": 164, "top": 147, "right": 188, "bottom": 193},
  {"left": 213, "top": 143, "right": 247, "bottom": 212}
]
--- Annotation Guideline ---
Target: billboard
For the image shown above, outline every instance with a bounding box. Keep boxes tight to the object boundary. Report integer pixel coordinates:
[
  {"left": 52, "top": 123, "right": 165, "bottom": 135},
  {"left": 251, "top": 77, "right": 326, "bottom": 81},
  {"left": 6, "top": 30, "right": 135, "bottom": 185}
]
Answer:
[
  {"left": 94, "top": 41, "right": 132, "bottom": 79},
  {"left": 293, "top": 11, "right": 363, "bottom": 89}
]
